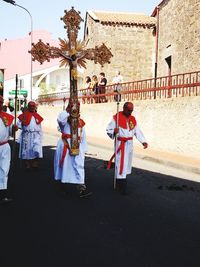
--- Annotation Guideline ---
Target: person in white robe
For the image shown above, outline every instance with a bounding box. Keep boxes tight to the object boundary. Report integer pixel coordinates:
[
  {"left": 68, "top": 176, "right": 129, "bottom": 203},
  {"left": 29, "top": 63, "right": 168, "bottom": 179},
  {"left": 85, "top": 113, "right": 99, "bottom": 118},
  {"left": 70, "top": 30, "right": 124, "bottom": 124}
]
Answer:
[
  {"left": 106, "top": 101, "right": 148, "bottom": 195},
  {"left": 112, "top": 70, "right": 123, "bottom": 102},
  {"left": 17, "top": 101, "right": 43, "bottom": 170},
  {"left": 54, "top": 108, "right": 92, "bottom": 198},
  {"left": 0, "top": 96, "right": 17, "bottom": 203}
]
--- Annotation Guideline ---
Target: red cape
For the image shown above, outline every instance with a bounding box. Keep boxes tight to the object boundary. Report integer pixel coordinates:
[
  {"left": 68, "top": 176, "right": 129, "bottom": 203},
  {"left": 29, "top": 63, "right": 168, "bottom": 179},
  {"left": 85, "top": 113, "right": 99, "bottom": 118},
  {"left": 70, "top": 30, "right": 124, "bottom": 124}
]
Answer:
[
  {"left": 0, "top": 111, "right": 14, "bottom": 126},
  {"left": 113, "top": 111, "right": 137, "bottom": 130},
  {"left": 18, "top": 111, "right": 43, "bottom": 126}
]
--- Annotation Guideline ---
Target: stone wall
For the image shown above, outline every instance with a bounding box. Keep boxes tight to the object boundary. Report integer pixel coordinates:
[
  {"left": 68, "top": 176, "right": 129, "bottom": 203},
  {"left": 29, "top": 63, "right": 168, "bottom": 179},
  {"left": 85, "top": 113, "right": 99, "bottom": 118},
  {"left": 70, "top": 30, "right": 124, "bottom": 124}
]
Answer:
[
  {"left": 38, "top": 96, "right": 200, "bottom": 159},
  {"left": 157, "top": 0, "right": 200, "bottom": 77},
  {"left": 81, "top": 0, "right": 200, "bottom": 85},
  {"left": 83, "top": 16, "right": 155, "bottom": 85}
]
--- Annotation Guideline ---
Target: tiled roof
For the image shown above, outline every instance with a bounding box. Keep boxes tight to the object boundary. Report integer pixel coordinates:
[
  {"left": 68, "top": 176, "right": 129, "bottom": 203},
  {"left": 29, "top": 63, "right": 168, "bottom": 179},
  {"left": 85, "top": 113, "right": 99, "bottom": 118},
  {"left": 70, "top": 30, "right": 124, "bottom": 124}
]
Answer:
[{"left": 87, "top": 10, "right": 156, "bottom": 27}]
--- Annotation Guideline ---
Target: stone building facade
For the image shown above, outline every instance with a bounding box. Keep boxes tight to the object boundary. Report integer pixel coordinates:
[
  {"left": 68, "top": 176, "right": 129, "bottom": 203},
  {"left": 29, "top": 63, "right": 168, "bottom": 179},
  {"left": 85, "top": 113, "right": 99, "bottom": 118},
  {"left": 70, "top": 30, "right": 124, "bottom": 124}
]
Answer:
[
  {"left": 82, "top": 0, "right": 200, "bottom": 85},
  {"left": 152, "top": 0, "right": 200, "bottom": 77},
  {"left": 83, "top": 11, "right": 156, "bottom": 84}
]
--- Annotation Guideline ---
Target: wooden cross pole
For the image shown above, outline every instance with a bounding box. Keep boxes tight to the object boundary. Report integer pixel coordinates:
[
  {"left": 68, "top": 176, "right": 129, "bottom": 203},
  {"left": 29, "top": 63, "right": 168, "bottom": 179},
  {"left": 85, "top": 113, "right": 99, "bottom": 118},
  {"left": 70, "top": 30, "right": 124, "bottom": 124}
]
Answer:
[{"left": 30, "top": 7, "right": 113, "bottom": 155}]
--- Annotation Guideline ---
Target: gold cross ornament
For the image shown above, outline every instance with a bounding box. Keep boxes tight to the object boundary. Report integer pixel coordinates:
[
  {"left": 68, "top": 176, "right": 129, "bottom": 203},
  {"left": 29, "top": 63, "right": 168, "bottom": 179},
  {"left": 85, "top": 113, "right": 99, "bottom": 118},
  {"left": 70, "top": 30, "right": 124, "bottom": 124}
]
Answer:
[{"left": 30, "top": 7, "right": 113, "bottom": 155}]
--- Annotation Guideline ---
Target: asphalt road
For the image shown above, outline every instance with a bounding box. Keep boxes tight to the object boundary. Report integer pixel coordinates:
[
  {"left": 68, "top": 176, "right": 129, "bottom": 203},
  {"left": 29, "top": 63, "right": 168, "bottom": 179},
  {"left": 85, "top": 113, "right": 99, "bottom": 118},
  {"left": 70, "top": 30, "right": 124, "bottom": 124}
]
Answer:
[{"left": 1, "top": 137, "right": 200, "bottom": 267}]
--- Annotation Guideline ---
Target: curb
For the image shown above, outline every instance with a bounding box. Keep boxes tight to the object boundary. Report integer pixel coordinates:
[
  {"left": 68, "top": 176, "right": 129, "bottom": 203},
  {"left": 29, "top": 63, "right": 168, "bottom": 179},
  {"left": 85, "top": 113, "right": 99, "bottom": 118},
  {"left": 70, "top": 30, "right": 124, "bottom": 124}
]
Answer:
[
  {"left": 135, "top": 154, "right": 200, "bottom": 176},
  {"left": 44, "top": 131, "right": 200, "bottom": 176},
  {"left": 87, "top": 140, "right": 200, "bottom": 176}
]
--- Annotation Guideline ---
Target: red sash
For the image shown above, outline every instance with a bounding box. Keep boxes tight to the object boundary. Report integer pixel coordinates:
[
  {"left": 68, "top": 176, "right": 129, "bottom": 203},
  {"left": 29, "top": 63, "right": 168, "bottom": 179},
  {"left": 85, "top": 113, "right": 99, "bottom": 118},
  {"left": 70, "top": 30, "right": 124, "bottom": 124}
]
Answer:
[
  {"left": 107, "top": 112, "right": 136, "bottom": 174},
  {"left": 18, "top": 111, "right": 43, "bottom": 126},
  {"left": 0, "top": 140, "right": 8, "bottom": 146},
  {"left": 59, "top": 119, "right": 85, "bottom": 167},
  {"left": 0, "top": 111, "right": 14, "bottom": 127},
  {"left": 107, "top": 137, "right": 133, "bottom": 175},
  {"left": 59, "top": 134, "right": 71, "bottom": 167}
]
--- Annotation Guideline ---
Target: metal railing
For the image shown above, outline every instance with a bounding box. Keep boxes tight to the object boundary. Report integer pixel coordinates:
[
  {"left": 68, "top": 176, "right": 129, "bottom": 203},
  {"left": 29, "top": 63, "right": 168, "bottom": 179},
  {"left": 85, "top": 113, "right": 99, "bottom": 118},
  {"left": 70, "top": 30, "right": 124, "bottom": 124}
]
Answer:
[{"left": 37, "top": 70, "right": 200, "bottom": 105}]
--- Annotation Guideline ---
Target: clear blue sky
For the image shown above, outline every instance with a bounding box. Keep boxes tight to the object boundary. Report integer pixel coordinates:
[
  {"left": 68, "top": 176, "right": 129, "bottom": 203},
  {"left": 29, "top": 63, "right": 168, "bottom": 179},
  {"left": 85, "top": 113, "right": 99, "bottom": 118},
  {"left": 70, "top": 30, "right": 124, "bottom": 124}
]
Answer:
[{"left": 0, "top": 0, "right": 159, "bottom": 40}]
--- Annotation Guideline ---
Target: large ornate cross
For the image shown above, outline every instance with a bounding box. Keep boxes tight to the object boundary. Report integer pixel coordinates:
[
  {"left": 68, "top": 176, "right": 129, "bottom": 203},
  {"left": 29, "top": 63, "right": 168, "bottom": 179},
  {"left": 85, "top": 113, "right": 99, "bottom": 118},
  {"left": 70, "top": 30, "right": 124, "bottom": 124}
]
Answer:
[{"left": 30, "top": 7, "right": 113, "bottom": 155}]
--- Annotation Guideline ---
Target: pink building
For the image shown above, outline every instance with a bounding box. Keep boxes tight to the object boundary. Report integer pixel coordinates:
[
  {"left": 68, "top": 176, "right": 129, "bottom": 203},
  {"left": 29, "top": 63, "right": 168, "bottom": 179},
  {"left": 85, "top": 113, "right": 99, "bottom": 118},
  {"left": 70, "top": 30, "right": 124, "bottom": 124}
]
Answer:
[{"left": 0, "top": 30, "right": 83, "bottom": 102}]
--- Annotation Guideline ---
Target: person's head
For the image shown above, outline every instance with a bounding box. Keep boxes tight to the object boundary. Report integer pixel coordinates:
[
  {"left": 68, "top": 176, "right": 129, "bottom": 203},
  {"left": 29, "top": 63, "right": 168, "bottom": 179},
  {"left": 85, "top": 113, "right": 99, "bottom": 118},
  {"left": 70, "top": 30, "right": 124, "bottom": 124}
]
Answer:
[
  {"left": 0, "top": 96, "right": 4, "bottom": 111},
  {"left": 99, "top": 72, "right": 105, "bottom": 78},
  {"left": 85, "top": 76, "right": 91, "bottom": 83},
  {"left": 116, "top": 70, "right": 120, "bottom": 76},
  {"left": 4, "top": 100, "right": 9, "bottom": 107},
  {"left": 28, "top": 101, "right": 36, "bottom": 113},
  {"left": 123, "top": 102, "right": 134, "bottom": 117},
  {"left": 92, "top": 75, "right": 98, "bottom": 82}
]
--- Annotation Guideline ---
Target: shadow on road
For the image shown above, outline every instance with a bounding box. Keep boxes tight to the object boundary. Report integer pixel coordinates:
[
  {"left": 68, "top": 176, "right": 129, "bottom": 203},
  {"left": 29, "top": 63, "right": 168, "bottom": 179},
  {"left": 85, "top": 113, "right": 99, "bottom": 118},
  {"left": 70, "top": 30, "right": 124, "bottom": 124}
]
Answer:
[{"left": 1, "top": 145, "right": 200, "bottom": 267}]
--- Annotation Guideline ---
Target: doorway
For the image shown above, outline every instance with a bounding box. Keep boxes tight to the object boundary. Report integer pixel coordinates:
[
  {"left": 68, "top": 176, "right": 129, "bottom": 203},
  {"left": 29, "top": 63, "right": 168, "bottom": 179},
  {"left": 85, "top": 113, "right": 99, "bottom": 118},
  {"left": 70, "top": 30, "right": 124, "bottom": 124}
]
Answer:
[{"left": 165, "top": 56, "right": 172, "bottom": 97}]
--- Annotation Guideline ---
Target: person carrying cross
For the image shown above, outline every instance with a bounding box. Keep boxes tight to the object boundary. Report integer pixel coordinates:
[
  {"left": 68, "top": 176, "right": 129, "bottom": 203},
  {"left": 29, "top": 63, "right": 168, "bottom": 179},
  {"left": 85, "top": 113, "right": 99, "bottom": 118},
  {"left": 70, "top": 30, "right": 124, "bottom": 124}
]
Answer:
[{"left": 54, "top": 102, "right": 92, "bottom": 198}]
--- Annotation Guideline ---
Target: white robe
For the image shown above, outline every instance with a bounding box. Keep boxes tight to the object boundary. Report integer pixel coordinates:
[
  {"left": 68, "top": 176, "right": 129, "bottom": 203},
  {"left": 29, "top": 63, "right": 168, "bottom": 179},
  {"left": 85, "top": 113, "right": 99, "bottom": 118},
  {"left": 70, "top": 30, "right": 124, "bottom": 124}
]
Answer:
[
  {"left": 17, "top": 117, "right": 43, "bottom": 159},
  {"left": 106, "top": 118, "right": 146, "bottom": 179},
  {"left": 0, "top": 118, "right": 12, "bottom": 189},
  {"left": 54, "top": 111, "right": 88, "bottom": 184}
]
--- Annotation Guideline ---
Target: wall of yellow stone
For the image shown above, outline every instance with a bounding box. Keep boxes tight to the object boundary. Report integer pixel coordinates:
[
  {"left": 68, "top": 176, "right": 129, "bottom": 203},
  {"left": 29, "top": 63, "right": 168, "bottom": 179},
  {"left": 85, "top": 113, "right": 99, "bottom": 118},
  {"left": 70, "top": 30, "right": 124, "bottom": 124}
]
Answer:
[
  {"left": 82, "top": 16, "right": 155, "bottom": 85},
  {"left": 156, "top": 0, "right": 200, "bottom": 77},
  {"left": 38, "top": 96, "right": 200, "bottom": 159}
]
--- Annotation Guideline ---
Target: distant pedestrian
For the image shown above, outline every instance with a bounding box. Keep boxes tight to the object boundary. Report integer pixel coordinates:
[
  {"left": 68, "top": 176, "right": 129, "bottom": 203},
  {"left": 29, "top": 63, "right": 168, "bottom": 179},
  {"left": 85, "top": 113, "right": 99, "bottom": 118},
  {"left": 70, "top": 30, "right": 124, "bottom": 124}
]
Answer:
[
  {"left": 82, "top": 76, "right": 92, "bottom": 103},
  {"left": 112, "top": 70, "right": 123, "bottom": 102},
  {"left": 98, "top": 72, "right": 107, "bottom": 103},
  {"left": 91, "top": 75, "right": 99, "bottom": 103},
  {"left": 106, "top": 102, "right": 148, "bottom": 195},
  {"left": 84, "top": 76, "right": 92, "bottom": 89},
  {"left": 3, "top": 100, "right": 15, "bottom": 115}
]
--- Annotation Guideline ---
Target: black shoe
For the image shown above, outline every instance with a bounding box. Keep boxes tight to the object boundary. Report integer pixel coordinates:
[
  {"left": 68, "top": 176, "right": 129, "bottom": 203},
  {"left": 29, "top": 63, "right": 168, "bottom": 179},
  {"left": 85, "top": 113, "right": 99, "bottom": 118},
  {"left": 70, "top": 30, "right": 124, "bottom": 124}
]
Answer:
[
  {"left": 0, "top": 197, "right": 13, "bottom": 204},
  {"left": 79, "top": 190, "right": 92, "bottom": 198},
  {"left": 119, "top": 179, "right": 128, "bottom": 196}
]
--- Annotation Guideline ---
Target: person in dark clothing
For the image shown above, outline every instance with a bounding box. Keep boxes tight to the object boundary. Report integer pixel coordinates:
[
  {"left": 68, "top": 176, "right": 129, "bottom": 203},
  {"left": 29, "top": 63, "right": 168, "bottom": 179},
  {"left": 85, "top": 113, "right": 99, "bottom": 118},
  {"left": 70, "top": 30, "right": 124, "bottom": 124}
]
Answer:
[
  {"left": 98, "top": 72, "right": 107, "bottom": 103},
  {"left": 91, "top": 75, "right": 99, "bottom": 103},
  {"left": 3, "top": 102, "right": 14, "bottom": 114}
]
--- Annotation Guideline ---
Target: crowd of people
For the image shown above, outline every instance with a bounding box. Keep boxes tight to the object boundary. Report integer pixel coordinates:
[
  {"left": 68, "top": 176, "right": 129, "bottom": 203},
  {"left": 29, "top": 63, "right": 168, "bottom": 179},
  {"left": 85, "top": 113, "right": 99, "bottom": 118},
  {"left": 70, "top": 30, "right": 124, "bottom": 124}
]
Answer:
[
  {"left": 0, "top": 93, "right": 148, "bottom": 203},
  {"left": 82, "top": 71, "right": 124, "bottom": 103}
]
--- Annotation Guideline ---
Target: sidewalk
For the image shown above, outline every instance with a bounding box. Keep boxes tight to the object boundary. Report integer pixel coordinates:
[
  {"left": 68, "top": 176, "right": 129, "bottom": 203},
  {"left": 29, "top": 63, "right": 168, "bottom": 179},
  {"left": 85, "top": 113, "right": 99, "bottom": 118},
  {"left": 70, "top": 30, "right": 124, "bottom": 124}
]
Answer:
[
  {"left": 87, "top": 136, "right": 200, "bottom": 176},
  {"left": 43, "top": 128, "right": 200, "bottom": 179}
]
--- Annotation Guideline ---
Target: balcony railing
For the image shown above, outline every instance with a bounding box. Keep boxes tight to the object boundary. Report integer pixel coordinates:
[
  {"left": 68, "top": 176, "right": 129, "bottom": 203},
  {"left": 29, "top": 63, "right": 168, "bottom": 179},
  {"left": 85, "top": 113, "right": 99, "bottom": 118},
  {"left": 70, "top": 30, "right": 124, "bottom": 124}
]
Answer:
[{"left": 37, "top": 70, "right": 200, "bottom": 105}]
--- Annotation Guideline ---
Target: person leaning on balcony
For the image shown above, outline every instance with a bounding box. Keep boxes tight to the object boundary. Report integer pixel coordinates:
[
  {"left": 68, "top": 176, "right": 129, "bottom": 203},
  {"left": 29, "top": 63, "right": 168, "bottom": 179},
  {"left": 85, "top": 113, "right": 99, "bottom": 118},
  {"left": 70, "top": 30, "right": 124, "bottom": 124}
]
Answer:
[
  {"left": 84, "top": 76, "right": 92, "bottom": 89},
  {"left": 0, "top": 95, "right": 18, "bottom": 204},
  {"left": 112, "top": 70, "right": 123, "bottom": 102},
  {"left": 91, "top": 75, "right": 99, "bottom": 103},
  {"left": 54, "top": 102, "right": 92, "bottom": 198},
  {"left": 17, "top": 101, "right": 43, "bottom": 170},
  {"left": 98, "top": 72, "right": 107, "bottom": 103},
  {"left": 106, "top": 102, "right": 148, "bottom": 195},
  {"left": 3, "top": 100, "right": 15, "bottom": 115},
  {"left": 83, "top": 76, "right": 92, "bottom": 104}
]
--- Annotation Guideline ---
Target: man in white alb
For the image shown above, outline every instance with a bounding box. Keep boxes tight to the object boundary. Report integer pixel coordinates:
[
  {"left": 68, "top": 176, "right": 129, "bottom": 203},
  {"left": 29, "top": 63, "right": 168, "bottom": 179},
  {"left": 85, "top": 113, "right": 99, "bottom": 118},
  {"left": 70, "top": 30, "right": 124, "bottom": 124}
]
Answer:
[
  {"left": 54, "top": 103, "right": 92, "bottom": 198},
  {"left": 106, "top": 102, "right": 148, "bottom": 195}
]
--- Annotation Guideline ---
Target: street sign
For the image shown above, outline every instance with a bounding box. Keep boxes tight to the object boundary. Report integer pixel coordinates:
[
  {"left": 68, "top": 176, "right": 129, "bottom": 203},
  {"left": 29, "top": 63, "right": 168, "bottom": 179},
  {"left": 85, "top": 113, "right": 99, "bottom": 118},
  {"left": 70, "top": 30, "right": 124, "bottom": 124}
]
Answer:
[{"left": 9, "top": 89, "right": 27, "bottom": 95}]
